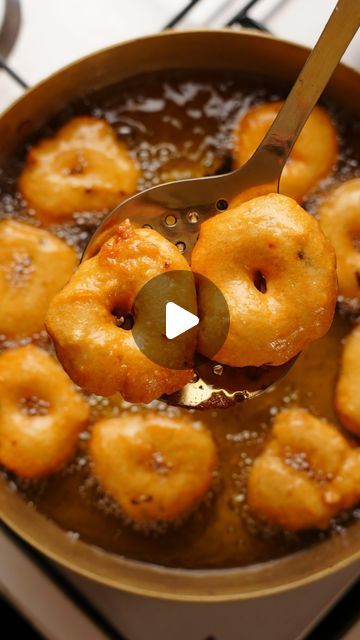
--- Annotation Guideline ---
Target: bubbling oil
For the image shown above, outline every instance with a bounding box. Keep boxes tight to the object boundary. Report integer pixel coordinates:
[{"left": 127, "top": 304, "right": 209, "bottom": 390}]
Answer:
[{"left": 0, "top": 70, "right": 359, "bottom": 569}]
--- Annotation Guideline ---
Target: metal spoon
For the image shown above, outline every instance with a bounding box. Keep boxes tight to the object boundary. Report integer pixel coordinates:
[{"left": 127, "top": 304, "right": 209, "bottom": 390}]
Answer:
[{"left": 83, "top": 0, "right": 360, "bottom": 409}]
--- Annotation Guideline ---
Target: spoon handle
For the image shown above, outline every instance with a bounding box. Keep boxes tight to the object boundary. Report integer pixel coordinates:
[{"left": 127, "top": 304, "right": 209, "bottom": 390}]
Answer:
[{"left": 232, "top": 0, "right": 360, "bottom": 191}]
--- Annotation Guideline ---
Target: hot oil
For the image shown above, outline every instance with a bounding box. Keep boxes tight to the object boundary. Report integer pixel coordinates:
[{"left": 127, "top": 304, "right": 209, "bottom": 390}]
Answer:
[{"left": 0, "top": 70, "right": 359, "bottom": 569}]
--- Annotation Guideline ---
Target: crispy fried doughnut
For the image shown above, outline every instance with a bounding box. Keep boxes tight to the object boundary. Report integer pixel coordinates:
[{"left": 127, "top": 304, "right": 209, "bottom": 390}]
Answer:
[
  {"left": 247, "top": 408, "right": 360, "bottom": 531},
  {"left": 89, "top": 411, "right": 217, "bottom": 523},
  {"left": 0, "top": 220, "right": 77, "bottom": 339},
  {"left": 232, "top": 102, "right": 338, "bottom": 202},
  {"left": 46, "top": 221, "right": 195, "bottom": 403},
  {"left": 318, "top": 179, "right": 360, "bottom": 299},
  {"left": 0, "top": 345, "right": 89, "bottom": 478},
  {"left": 191, "top": 193, "right": 337, "bottom": 368},
  {"left": 335, "top": 324, "right": 360, "bottom": 436},
  {"left": 19, "top": 116, "right": 139, "bottom": 224}
]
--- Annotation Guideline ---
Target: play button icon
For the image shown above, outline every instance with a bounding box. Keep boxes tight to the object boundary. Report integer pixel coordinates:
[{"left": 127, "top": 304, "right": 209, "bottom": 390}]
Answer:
[
  {"left": 132, "top": 270, "right": 230, "bottom": 370},
  {"left": 165, "top": 302, "right": 199, "bottom": 340},
  {"left": 132, "top": 270, "right": 198, "bottom": 370}
]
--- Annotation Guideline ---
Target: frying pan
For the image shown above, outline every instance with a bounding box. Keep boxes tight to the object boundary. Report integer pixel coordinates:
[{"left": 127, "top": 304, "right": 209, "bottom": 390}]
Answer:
[{"left": 0, "top": 29, "right": 359, "bottom": 601}]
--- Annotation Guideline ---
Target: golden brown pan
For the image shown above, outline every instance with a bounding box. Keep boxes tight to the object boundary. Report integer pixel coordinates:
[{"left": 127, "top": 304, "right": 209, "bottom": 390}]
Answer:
[{"left": 0, "top": 29, "right": 359, "bottom": 601}]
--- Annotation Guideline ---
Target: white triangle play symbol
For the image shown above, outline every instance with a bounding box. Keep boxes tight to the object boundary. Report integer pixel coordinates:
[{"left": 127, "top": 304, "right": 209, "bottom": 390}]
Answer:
[{"left": 165, "top": 302, "right": 199, "bottom": 340}]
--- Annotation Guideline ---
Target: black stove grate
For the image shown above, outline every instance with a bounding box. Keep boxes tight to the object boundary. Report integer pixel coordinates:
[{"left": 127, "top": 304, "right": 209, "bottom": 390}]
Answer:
[
  {"left": 0, "top": 56, "right": 27, "bottom": 87},
  {"left": 164, "top": 0, "right": 203, "bottom": 29},
  {"left": 164, "top": 0, "right": 271, "bottom": 30}
]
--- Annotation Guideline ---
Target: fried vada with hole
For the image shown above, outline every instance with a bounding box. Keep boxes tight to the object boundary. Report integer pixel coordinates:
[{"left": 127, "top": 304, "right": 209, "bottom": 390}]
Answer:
[
  {"left": 45, "top": 220, "right": 195, "bottom": 403},
  {"left": 335, "top": 324, "right": 360, "bottom": 436},
  {"left": 89, "top": 411, "right": 217, "bottom": 523},
  {"left": 247, "top": 408, "right": 360, "bottom": 531},
  {"left": 0, "top": 219, "right": 78, "bottom": 339},
  {"left": 191, "top": 193, "right": 337, "bottom": 368},
  {"left": 318, "top": 179, "right": 360, "bottom": 300},
  {"left": 232, "top": 102, "right": 338, "bottom": 202},
  {"left": 19, "top": 116, "right": 139, "bottom": 224},
  {"left": 0, "top": 345, "right": 89, "bottom": 478}
]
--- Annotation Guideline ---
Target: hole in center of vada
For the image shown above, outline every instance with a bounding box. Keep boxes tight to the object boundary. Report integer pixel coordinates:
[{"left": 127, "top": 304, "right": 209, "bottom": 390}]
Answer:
[
  {"left": 253, "top": 271, "right": 267, "bottom": 294},
  {"left": 20, "top": 395, "right": 50, "bottom": 417},
  {"left": 351, "top": 233, "right": 360, "bottom": 252},
  {"left": 112, "top": 307, "right": 134, "bottom": 330}
]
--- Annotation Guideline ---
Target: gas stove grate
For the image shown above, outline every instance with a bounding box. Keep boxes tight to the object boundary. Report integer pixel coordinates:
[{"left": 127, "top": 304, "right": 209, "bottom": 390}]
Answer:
[{"left": 164, "top": 0, "right": 272, "bottom": 30}]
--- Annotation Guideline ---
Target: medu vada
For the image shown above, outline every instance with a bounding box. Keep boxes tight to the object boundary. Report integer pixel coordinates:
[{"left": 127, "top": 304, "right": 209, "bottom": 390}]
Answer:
[
  {"left": 45, "top": 220, "right": 196, "bottom": 403},
  {"left": 89, "top": 411, "right": 217, "bottom": 523},
  {"left": 318, "top": 178, "right": 360, "bottom": 300},
  {"left": 232, "top": 102, "right": 338, "bottom": 202},
  {"left": 0, "top": 345, "right": 89, "bottom": 478},
  {"left": 335, "top": 324, "right": 360, "bottom": 436},
  {"left": 0, "top": 219, "right": 77, "bottom": 339},
  {"left": 191, "top": 193, "right": 337, "bottom": 368},
  {"left": 19, "top": 116, "right": 139, "bottom": 224},
  {"left": 247, "top": 408, "right": 360, "bottom": 531}
]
